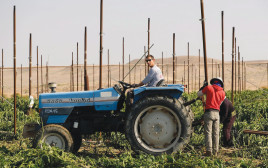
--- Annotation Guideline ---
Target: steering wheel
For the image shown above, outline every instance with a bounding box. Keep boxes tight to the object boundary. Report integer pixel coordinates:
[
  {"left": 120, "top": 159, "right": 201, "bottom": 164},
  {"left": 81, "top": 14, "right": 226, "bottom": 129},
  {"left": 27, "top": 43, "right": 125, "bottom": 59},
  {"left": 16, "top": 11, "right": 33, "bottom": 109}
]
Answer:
[{"left": 118, "top": 81, "right": 133, "bottom": 89}]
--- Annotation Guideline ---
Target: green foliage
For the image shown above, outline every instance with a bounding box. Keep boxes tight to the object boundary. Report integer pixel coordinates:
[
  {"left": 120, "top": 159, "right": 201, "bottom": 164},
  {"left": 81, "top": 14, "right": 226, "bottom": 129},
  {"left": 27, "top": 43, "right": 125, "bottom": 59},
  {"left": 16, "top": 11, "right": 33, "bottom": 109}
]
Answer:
[{"left": 0, "top": 90, "right": 267, "bottom": 167}]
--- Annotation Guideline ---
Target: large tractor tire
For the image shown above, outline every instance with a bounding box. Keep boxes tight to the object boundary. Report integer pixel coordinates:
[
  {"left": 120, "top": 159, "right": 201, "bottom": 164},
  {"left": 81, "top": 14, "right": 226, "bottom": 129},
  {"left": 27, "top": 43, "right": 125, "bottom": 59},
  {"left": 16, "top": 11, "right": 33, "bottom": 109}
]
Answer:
[
  {"left": 125, "top": 96, "right": 193, "bottom": 155},
  {"left": 71, "top": 133, "right": 82, "bottom": 153},
  {"left": 33, "top": 124, "right": 74, "bottom": 152}
]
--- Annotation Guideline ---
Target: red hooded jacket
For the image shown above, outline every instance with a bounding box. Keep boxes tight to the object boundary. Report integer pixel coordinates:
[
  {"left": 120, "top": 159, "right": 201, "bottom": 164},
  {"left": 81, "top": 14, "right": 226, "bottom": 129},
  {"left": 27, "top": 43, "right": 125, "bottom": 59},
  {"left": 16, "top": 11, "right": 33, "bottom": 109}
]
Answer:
[{"left": 202, "top": 84, "right": 225, "bottom": 111}]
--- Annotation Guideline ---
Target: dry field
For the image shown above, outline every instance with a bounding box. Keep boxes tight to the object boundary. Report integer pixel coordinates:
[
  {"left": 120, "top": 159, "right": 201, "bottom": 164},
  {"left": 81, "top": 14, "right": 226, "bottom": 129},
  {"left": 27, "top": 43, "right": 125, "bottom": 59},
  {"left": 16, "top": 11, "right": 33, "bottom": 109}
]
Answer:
[{"left": 1, "top": 56, "right": 267, "bottom": 98}]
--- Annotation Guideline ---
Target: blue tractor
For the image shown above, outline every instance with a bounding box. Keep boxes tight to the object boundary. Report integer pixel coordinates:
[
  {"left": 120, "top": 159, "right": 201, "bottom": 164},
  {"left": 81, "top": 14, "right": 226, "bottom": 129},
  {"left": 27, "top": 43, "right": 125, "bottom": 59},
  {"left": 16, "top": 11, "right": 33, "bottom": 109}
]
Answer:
[{"left": 24, "top": 80, "right": 194, "bottom": 155}]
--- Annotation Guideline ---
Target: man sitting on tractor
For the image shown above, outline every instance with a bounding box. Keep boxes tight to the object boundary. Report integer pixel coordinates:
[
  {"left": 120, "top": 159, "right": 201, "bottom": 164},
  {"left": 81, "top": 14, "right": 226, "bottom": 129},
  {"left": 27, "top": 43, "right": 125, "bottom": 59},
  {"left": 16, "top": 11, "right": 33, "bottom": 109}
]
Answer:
[{"left": 134, "top": 54, "right": 164, "bottom": 87}]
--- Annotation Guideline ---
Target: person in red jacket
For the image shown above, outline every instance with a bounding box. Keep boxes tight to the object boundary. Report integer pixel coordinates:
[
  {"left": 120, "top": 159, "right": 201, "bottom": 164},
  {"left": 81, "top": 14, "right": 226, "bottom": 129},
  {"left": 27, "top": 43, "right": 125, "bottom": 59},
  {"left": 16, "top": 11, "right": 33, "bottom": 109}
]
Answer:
[
  {"left": 220, "top": 97, "right": 236, "bottom": 147},
  {"left": 197, "top": 77, "right": 225, "bottom": 156}
]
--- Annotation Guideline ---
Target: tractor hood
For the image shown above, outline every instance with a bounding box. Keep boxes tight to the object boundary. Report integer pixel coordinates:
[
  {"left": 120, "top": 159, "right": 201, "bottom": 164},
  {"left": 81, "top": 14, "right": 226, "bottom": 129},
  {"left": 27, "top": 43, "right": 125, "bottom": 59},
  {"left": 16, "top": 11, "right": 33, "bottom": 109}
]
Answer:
[{"left": 39, "top": 87, "right": 120, "bottom": 110}]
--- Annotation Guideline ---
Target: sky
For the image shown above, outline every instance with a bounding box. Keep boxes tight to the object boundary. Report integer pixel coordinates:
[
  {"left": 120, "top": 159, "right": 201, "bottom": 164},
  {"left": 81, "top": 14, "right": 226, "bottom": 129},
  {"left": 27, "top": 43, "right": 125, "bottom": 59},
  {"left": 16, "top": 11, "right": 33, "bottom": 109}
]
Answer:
[{"left": 0, "top": 0, "right": 267, "bottom": 67}]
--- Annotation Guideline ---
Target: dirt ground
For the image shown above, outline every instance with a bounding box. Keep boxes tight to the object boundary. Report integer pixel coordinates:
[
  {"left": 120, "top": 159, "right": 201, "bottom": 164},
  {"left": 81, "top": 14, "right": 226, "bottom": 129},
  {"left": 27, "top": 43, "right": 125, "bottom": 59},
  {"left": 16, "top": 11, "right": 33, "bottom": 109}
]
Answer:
[{"left": 1, "top": 56, "right": 267, "bottom": 98}]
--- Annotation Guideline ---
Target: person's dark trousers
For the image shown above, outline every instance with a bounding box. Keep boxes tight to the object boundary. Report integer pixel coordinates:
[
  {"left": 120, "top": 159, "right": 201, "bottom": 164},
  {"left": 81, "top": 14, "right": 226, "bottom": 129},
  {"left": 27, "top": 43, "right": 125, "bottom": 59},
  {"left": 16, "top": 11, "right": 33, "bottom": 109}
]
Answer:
[{"left": 222, "top": 115, "right": 236, "bottom": 147}]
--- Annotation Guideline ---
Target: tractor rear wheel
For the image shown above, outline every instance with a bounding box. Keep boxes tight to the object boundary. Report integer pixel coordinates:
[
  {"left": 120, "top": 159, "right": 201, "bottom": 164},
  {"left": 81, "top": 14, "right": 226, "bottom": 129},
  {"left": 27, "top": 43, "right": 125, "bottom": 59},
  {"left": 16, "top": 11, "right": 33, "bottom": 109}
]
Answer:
[
  {"left": 125, "top": 96, "right": 192, "bottom": 155},
  {"left": 33, "top": 124, "right": 73, "bottom": 152}
]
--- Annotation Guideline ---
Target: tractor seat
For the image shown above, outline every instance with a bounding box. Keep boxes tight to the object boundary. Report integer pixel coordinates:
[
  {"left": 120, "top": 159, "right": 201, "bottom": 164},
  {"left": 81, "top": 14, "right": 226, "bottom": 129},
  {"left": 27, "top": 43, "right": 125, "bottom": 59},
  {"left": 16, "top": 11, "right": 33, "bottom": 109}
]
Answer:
[{"left": 156, "top": 79, "right": 166, "bottom": 87}]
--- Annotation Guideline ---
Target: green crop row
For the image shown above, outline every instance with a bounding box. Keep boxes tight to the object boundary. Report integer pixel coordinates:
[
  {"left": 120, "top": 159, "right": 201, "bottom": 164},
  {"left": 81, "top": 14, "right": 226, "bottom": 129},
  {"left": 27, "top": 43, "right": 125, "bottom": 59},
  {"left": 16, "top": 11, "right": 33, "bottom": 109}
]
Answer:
[{"left": 0, "top": 89, "right": 267, "bottom": 167}]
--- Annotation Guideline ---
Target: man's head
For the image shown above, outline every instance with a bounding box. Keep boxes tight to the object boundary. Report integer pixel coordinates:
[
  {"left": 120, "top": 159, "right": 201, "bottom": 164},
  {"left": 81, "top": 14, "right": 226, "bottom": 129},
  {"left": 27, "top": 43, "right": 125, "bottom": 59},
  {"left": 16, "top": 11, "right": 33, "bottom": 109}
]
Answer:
[
  {"left": 145, "top": 55, "right": 155, "bottom": 67},
  {"left": 210, "top": 77, "right": 224, "bottom": 88}
]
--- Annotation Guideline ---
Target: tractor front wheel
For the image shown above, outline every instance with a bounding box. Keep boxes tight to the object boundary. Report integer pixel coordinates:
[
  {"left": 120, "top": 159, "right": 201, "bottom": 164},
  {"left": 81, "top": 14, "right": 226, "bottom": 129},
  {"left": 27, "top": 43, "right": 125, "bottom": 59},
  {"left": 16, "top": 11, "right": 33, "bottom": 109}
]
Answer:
[
  {"left": 33, "top": 124, "right": 74, "bottom": 152},
  {"left": 125, "top": 96, "right": 192, "bottom": 155}
]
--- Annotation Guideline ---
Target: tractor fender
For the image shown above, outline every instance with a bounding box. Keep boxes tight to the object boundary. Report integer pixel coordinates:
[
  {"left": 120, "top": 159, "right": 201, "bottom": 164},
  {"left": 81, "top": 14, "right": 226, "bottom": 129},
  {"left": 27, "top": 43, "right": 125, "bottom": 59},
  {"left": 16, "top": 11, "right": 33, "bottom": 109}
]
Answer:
[{"left": 133, "top": 85, "right": 184, "bottom": 103}]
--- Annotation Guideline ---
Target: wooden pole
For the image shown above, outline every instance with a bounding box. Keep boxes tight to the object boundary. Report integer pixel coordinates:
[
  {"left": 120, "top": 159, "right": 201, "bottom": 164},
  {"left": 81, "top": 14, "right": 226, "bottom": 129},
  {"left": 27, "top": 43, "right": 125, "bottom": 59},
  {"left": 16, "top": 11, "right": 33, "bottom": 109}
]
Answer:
[
  {"left": 148, "top": 18, "right": 150, "bottom": 73},
  {"left": 1, "top": 49, "right": 3, "bottom": 100},
  {"left": 46, "top": 62, "right": 48, "bottom": 92},
  {"left": 187, "top": 42, "right": 190, "bottom": 93},
  {"left": 37, "top": 46, "right": 39, "bottom": 98},
  {"left": 41, "top": 55, "right": 43, "bottom": 93},
  {"left": 242, "top": 57, "right": 244, "bottom": 90},
  {"left": 184, "top": 61, "right": 185, "bottom": 86},
  {"left": 192, "top": 64, "right": 194, "bottom": 92},
  {"left": 122, "top": 37, "right": 124, "bottom": 81},
  {"left": 29, "top": 33, "right": 32, "bottom": 97},
  {"left": 235, "top": 37, "right": 237, "bottom": 94},
  {"left": 21, "top": 64, "right": 22, "bottom": 97},
  {"left": 199, "top": 49, "right": 200, "bottom": 88},
  {"left": 173, "top": 33, "right": 175, "bottom": 84},
  {"left": 77, "top": 42, "right": 79, "bottom": 91},
  {"left": 231, "top": 27, "right": 235, "bottom": 104},
  {"left": 81, "top": 65, "right": 82, "bottom": 90},
  {"left": 238, "top": 46, "right": 241, "bottom": 93},
  {"left": 99, "top": 0, "right": 103, "bottom": 89},
  {"left": 221, "top": 11, "right": 224, "bottom": 87},
  {"left": 244, "top": 62, "right": 246, "bottom": 90},
  {"left": 200, "top": 0, "right": 208, "bottom": 82},
  {"left": 84, "top": 27, "right": 89, "bottom": 91},
  {"left": 13, "top": 6, "right": 17, "bottom": 135}
]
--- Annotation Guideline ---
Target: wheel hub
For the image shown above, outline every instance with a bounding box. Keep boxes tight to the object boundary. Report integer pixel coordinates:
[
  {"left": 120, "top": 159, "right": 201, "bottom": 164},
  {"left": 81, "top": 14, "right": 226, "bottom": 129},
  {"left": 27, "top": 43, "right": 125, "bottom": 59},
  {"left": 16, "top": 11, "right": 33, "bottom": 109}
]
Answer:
[
  {"left": 43, "top": 133, "right": 65, "bottom": 149},
  {"left": 135, "top": 106, "right": 181, "bottom": 151}
]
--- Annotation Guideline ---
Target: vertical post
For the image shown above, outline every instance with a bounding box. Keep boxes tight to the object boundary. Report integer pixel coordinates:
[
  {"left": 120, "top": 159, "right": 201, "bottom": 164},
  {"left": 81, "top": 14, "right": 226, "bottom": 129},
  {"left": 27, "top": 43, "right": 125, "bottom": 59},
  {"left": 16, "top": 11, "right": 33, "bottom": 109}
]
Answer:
[
  {"left": 242, "top": 57, "right": 244, "bottom": 90},
  {"left": 29, "top": 34, "right": 32, "bottom": 97},
  {"left": 84, "top": 27, "right": 89, "bottom": 91},
  {"left": 129, "top": 54, "right": 131, "bottom": 83},
  {"left": 122, "top": 37, "right": 124, "bottom": 81},
  {"left": 221, "top": 11, "right": 224, "bottom": 86},
  {"left": 41, "top": 55, "right": 43, "bottom": 93},
  {"left": 173, "top": 33, "right": 175, "bottom": 84},
  {"left": 267, "top": 63, "right": 268, "bottom": 88},
  {"left": 77, "top": 42, "right": 79, "bottom": 91},
  {"left": 147, "top": 18, "right": 150, "bottom": 73},
  {"left": 200, "top": 0, "right": 208, "bottom": 82},
  {"left": 46, "top": 62, "right": 48, "bottom": 92},
  {"left": 235, "top": 37, "right": 237, "bottom": 94},
  {"left": 244, "top": 62, "right": 246, "bottom": 90},
  {"left": 21, "top": 64, "right": 22, "bottom": 97},
  {"left": 192, "top": 64, "right": 194, "bottom": 92},
  {"left": 187, "top": 42, "right": 190, "bottom": 94},
  {"left": 108, "top": 49, "right": 110, "bottom": 87},
  {"left": 199, "top": 49, "right": 200, "bottom": 88},
  {"left": 37, "top": 46, "right": 39, "bottom": 98},
  {"left": 81, "top": 65, "right": 82, "bottom": 90},
  {"left": 13, "top": 6, "right": 17, "bottom": 135},
  {"left": 231, "top": 27, "right": 235, "bottom": 104},
  {"left": 218, "top": 64, "right": 220, "bottom": 77},
  {"left": 238, "top": 46, "right": 240, "bottom": 93},
  {"left": 1, "top": 49, "right": 3, "bottom": 100},
  {"left": 184, "top": 61, "right": 185, "bottom": 86},
  {"left": 99, "top": 0, "right": 103, "bottom": 89}
]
